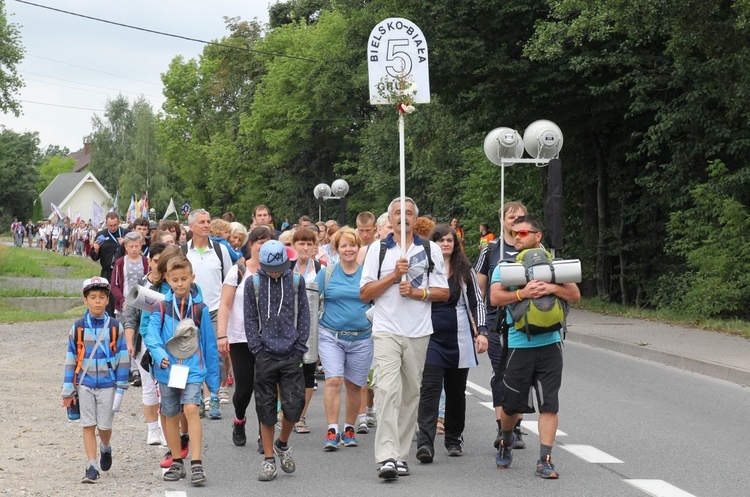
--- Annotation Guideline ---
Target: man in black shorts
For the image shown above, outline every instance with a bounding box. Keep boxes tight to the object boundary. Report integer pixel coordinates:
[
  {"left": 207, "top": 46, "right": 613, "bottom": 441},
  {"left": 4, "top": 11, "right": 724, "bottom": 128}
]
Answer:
[{"left": 489, "top": 215, "right": 580, "bottom": 479}]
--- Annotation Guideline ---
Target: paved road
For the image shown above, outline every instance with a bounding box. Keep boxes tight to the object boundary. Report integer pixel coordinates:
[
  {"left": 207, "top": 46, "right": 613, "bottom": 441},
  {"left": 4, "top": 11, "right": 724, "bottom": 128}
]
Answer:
[{"left": 158, "top": 340, "right": 748, "bottom": 497}]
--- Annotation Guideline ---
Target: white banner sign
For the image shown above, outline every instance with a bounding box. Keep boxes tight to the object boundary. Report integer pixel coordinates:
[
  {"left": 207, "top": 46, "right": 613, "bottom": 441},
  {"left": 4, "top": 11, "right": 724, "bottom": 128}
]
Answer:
[{"left": 367, "top": 17, "right": 430, "bottom": 105}]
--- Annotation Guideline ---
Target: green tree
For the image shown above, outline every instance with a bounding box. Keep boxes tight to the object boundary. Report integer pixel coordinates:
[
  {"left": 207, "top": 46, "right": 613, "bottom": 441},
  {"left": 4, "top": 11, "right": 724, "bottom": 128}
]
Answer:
[
  {"left": 664, "top": 161, "right": 750, "bottom": 318},
  {"left": 0, "top": 0, "right": 24, "bottom": 116},
  {"left": 120, "top": 98, "right": 174, "bottom": 218},
  {"left": 37, "top": 154, "right": 75, "bottom": 191},
  {"left": 88, "top": 95, "right": 134, "bottom": 196},
  {"left": 0, "top": 127, "right": 40, "bottom": 227}
]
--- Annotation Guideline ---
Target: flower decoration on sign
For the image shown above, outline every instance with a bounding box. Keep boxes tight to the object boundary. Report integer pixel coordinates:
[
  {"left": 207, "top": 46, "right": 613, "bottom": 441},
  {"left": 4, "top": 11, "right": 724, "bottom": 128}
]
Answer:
[{"left": 377, "top": 73, "right": 417, "bottom": 115}]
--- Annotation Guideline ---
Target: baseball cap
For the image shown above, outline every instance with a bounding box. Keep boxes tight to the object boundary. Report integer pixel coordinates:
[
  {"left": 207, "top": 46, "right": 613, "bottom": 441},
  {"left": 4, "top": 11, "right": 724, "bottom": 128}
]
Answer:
[
  {"left": 259, "top": 240, "right": 296, "bottom": 273},
  {"left": 82, "top": 276, "right": 111, "bottom": 294}
]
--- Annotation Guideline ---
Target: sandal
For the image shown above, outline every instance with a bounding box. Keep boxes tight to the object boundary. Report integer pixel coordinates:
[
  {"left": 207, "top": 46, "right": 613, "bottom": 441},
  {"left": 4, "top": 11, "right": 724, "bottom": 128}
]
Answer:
[
  {"left": 294, "top": 417, "right": 310, "bottom": 434},
  {"left": 436, "top": 418, "right": 445, "bottom": 436}
]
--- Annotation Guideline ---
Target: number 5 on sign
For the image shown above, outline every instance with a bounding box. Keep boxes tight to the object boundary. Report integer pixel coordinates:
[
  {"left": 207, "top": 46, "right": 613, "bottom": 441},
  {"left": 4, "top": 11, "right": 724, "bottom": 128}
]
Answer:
[{"left": 368, "top": 18, "right": 430, "bottom": 105}]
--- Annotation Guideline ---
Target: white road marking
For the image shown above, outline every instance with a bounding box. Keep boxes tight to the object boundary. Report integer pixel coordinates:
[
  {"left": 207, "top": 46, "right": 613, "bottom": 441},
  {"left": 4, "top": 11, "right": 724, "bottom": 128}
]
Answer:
[
  {"left": 466, "top": 380, "right": 492, "bottom": 397},
  {"left": 165, "top": 492, "right": 187, "bottom": 497},
  {"left": 520, "top": 420, "right": 567, "bottom": 437},
  {"left": 479, "top": 401, "right": 494, "bottom": 411},
  {"left": 560, "top": 444, "right": 623, "bottom": 463},
  {"left": 624, "top": 479, "right": 697, "bottom": 497}
]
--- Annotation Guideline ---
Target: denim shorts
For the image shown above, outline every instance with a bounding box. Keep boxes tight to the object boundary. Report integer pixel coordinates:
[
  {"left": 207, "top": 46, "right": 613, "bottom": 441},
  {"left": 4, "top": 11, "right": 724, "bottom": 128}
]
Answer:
[
  {"left": 318, "top": 326, "right": 374, "bottom": 386},
  {"left": 159, "top": 382, "right": 203, "bottom": 418}
]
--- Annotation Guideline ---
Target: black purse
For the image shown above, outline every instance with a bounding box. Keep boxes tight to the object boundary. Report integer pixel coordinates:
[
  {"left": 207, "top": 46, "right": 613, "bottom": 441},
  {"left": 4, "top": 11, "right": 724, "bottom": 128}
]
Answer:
[{"left": 140, "top": 349, "right": 153, "bottom": 372}]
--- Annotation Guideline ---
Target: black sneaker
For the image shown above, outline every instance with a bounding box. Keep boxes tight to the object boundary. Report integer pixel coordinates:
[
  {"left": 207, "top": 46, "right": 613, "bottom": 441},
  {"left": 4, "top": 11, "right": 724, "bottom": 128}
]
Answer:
[
  {"left": 190, "top": 463, "right": 206, "bottom": 486},
  {"left": 129, "top": 371, "right": 142, "bottom": 387},
  {"left": 416, "top": 445, "right": 433, "bottom": 463},
  {"left": 81, "top": 465, "right": 100, "bottom": 484},
  {"left": 377, "top": 459, "right": 398, "bottom": 480},
  {"left": 446, "top": 445, "right": 463, "bottom": 457},
  {"left": 100, "top": 447, "right": 112, "bottom": 472},
  {"left": 232, "top": 418, "right": 247, "bottom": 446},
  {"left": 512, "top": 426, "right": 527, "bottom": 449}
]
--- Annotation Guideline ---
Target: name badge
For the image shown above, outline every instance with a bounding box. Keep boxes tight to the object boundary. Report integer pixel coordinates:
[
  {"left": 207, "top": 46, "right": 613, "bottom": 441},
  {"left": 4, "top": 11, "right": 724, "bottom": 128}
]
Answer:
[{"left": 168, "top": 364, "right": 190, "bottom": 389}]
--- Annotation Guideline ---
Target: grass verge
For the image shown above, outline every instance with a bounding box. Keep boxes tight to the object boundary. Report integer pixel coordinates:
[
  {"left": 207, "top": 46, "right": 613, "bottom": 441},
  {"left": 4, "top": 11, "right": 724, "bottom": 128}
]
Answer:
[
  {"left": 0, "top": 244, "right": 99, "bottom": 278},
  {"left": 0, "top": 301, "right": 86, "bottom": 323},
  {"left": 0, "top": 288, "right": 78, "bottom": 297},
  {"left": 575, "top": 297, "right": 750, "bottom": 338}
]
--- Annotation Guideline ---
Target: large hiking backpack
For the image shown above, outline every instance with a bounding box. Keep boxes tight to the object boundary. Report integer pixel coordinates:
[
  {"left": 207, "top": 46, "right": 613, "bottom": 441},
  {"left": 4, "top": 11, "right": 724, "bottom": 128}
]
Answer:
[{"left": 508, "top": 248, "right": 568, "bottom": 341}]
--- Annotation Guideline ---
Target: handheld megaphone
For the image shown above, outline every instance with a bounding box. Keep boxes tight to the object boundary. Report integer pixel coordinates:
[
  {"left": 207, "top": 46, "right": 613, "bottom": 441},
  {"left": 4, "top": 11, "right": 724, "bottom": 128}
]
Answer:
[{"left": 126, "top": 284, "right": 165, "bottom": 313}]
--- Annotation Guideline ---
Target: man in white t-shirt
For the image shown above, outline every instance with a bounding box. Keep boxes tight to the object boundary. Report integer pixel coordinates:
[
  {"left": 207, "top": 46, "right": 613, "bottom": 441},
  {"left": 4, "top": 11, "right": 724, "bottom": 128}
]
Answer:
[
  {"left": 183, "top": 209, "right": 232, "bottom": 418},
  {"left": 360, "top": 197, "right": 449, "bottom": 480}
]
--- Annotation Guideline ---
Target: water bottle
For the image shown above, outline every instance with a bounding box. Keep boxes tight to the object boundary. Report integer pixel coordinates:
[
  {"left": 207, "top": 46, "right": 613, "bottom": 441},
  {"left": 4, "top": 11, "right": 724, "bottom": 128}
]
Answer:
[
  {"left": 112, "top": 388, "right": 124, "bottom": 412},
  {"left": 67, "top": 393, "right": 80, "bottom": 421}
]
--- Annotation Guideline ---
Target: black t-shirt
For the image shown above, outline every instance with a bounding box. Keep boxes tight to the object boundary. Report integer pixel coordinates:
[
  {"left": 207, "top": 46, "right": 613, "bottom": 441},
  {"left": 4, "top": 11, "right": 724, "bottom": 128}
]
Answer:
[{"left": 475, "top": 238, "right": 520, "bottom": 327}]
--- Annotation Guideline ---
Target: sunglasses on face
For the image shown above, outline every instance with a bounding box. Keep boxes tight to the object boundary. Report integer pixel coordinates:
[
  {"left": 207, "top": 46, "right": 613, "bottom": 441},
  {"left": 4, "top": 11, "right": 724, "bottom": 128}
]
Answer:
[{"left": 511, "top": 229, "right": 540, "bottom": 238}]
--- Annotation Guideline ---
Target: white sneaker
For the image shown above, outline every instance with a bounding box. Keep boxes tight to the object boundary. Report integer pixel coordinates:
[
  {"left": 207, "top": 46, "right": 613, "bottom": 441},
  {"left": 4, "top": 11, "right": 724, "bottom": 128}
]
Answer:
[
  {"left": 219, "top": 387, "right": 230, "bottom": 404},
  {"left": 147, "top": 427, "right": 163, "bottom": 446}
]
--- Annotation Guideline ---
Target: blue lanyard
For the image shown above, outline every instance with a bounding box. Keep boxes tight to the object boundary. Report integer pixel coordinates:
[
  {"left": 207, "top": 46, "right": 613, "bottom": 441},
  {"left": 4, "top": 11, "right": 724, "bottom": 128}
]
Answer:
[
  {"left": 108, "top": 228, "right": 121, "bottom": 245},
  {"left": 85, "top": 311, "right": 112, "bottom": 361},
  {"left": 172, "top": 293, "right": 194, "bottom": 321}
]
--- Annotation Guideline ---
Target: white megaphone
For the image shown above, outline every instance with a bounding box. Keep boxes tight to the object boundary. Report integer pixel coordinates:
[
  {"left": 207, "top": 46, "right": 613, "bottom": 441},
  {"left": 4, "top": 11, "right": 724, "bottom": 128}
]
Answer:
[
  {"left": 126, "top": 284, "right": 166, "bottom": 313},
  {"left": 522, "top": 119, "right": 563, "bottom": 159}
]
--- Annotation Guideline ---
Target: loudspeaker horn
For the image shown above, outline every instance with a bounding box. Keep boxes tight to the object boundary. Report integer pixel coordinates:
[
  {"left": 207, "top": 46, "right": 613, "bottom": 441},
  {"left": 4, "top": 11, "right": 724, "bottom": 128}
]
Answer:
[
  {"left": 523, "top": 119, "right": 563, "bottom": 159},
  {"left": 484, "top": 127, "right": 524, "bottom": 166}
]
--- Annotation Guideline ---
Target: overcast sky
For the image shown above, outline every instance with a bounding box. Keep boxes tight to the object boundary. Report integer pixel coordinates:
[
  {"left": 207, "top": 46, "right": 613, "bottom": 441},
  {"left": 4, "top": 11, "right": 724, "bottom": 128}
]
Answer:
[{"left": 0, "top": 0, "right": 273, "bottom": 153}]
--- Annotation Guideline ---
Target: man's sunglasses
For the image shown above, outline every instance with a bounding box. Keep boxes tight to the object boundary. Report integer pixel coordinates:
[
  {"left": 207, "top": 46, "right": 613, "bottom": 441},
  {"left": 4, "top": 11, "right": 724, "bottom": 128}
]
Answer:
[{"left": 511, "top": 230, "right": 540, "bottom": 238}]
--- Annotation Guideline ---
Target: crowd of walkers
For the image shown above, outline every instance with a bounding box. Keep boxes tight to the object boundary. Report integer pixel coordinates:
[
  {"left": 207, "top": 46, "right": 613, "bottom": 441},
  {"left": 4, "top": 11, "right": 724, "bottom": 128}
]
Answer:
[{"left": 57, "top": 197, "right": 579, "bottom": 485}]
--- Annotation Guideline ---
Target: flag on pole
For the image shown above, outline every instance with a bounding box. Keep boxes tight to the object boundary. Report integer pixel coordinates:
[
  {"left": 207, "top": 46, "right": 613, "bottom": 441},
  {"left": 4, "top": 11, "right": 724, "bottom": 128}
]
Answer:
[
  {"left": 67, "top": 206, "right": 71, "bottom": 221},
  {"left": 110, "top": 191, "right": 119, "bottom": 213},
  {"left": 50, "top": 202, "right": 65, "bottom": 220},
  {"left": 127, "top": 196, "right": 136, "bottom": 223},
  {"left": 162, "top": 197, "right": 177, "bottom": 220},
  {"left": 140, "top": 194, "right": 149, "bottom": 219},
  {"left": 135, "top": 195, "right": 141, "bottom": 218},
  {"left": 92, "top": 201, "right": 102, "bottom": 228},
  {"left": 73, "top": 211, "right": 81, "bottom": 224}
]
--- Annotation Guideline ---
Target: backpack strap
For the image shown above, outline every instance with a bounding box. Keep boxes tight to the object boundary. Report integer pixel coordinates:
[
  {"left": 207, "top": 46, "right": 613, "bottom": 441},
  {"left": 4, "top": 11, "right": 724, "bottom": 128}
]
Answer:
[
  {"left": 252, "top": 274, "right": 261, "bottom": 333},
  {"left": 293, "top": 273, "right": 300, "bottom": 329},
  {"left": 73, "top": 320, "right": 86, "bottom": 388},
  {"left": 236, "top": 261, "right": 246, "bottom": 280},
  {"left": 376, "top": 241, "right": 388, "bottom": 280}
]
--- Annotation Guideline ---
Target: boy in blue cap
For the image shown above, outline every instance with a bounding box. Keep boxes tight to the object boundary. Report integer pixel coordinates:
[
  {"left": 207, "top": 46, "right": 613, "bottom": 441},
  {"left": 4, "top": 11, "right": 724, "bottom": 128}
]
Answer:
[{"left": 245, "top": 240, "right": 310, "bottom": 481}]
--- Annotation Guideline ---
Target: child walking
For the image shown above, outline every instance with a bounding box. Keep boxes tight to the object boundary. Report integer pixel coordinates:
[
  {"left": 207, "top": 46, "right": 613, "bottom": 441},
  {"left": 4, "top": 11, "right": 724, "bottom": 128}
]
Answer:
[
  {"left": 61, "top": 277, "right": 129, "bottom": 483},
  {"left": 244, "top": 240, "right": 310, "bottom": 481},
  {"left": 143, "top": 255, "right": 220, "bottom": 486}
]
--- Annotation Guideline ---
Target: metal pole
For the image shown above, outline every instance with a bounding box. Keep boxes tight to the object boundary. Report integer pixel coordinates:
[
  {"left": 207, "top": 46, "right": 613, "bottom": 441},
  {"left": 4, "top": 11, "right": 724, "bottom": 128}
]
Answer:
[
  {"left": 399, "top": 112, "right": 406, "bottom": 262},
  {"left": 338, "top": 197, "right": 347, "bottom": 226}
]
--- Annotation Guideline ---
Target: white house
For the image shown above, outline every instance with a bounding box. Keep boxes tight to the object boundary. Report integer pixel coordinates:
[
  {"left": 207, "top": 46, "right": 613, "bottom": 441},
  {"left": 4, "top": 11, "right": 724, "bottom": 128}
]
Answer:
[{"left": 39, "top": 172, "right": 112, "bottom": 222}]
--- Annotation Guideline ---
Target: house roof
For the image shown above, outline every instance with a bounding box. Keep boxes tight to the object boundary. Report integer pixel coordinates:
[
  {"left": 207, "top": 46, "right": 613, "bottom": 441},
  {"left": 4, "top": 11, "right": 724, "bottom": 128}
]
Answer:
[
  {"left": 39, "top": 172, "right": 112, "bottom": 218},
  {"left": 69, "top": 146, "right": 91, "bottom": 172}
]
